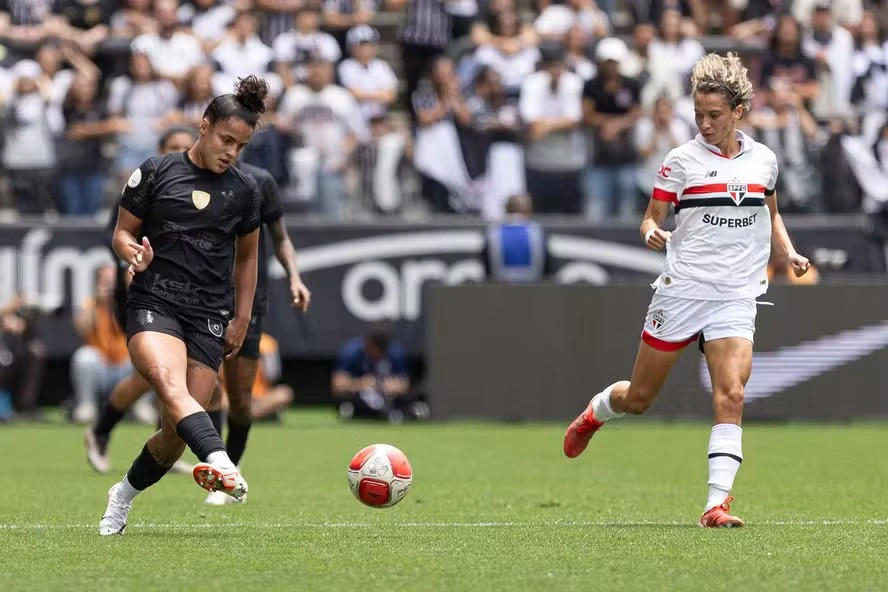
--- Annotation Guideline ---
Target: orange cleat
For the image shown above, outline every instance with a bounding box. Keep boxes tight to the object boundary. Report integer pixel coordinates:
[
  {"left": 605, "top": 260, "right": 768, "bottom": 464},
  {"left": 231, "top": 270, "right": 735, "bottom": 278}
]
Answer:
[
  {"left": 563, "top": 400, "right": 604, "bottom": 458},
  {"left": 699, "top": 496, "right": 745, "bottom": 528}
]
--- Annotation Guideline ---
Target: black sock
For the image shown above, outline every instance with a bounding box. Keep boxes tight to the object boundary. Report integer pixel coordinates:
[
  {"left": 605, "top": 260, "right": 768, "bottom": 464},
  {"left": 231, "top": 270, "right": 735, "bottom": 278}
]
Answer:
[
  {"left": 175, "top": 411, "right": 226, "bottom": 462},
  {"left": 93, "top": 401, "right": 126, "bottom": 445},
  {"left": 208, "top": 409, "right": 224, "bottom": 438},
  {"left": 226, "top": 419, "right": 252, "bottom": 467},
  {"left": 125, "top": 444, "right": 170, "bottom": 491}
]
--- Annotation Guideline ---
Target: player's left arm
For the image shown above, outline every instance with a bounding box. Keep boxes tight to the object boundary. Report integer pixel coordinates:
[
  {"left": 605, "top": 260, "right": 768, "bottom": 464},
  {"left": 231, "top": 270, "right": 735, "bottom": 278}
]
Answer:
[
  {"left": 228, "top": 183, "right": 263, "bottom": 358},
  {"left": 766, "top": 192, "right": 810, "bottom": 277}
]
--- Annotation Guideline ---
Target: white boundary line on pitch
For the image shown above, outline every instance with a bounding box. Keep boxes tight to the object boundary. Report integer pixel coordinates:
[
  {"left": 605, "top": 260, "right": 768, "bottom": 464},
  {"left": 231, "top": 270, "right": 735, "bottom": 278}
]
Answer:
[{"left": 0, "top": 519, "right": 886, "bottom": 530}]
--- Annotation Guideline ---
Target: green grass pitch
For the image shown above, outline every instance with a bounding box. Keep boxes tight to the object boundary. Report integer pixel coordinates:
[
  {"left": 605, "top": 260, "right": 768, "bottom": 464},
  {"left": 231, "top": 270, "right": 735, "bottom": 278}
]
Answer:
[{"left": 1, "top": 412, "right": 886, "bottom": 591}]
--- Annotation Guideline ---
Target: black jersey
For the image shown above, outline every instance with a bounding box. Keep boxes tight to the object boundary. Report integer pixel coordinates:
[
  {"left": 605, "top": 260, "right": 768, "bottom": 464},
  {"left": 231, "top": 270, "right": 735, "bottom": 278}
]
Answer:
[
  {"left": 237, "top": 162, "right": 284, "bottom": 316},
  {"left": 119, "top": 152, "right": 262, "bottom": 318}
]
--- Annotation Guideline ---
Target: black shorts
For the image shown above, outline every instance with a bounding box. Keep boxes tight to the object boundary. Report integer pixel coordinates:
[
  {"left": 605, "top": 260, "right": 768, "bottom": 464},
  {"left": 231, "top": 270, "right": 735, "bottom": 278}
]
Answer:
[
  {"left": 237, "top": 314, "right": 263, "bottom": 360},
  {"left": 126, "top": 298, "right": 227, "bottom": 370}
]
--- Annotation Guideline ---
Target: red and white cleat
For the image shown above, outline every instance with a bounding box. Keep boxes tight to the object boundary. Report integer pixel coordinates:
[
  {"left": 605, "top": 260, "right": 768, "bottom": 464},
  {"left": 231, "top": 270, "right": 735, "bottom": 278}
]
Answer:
[
  {"left": 699, "top": 496, "right": 745, "bottom": 528},
  {"left": 563, "top": 400, "right": 604, "bottom": 458},
  {"left": 192, "top": 463, "right": 248, "bottom": 502}
]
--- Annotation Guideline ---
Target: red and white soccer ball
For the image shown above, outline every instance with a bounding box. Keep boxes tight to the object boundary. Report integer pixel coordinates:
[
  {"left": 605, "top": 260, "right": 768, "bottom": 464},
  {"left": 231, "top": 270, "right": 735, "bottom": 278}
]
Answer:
[{"left": 347, "top": 444, "right": 412, "bottom": 508}]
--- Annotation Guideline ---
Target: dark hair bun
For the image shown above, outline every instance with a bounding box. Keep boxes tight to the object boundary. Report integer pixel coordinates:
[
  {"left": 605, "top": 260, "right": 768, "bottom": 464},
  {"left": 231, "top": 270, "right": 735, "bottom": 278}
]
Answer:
[{"left": 234, "top": 75, "right": 269, "bottom": 115}]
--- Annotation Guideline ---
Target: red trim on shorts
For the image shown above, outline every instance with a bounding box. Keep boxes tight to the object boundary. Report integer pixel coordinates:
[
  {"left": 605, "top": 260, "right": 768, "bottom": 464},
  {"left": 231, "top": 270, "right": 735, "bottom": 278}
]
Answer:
[
  {"left": 652, "top": 188, "right": 678, "bottom": 204},
  {"left": 641, "top": 330, "right": 699, "bottom": 352},
  {"left": 681, "top": 183, "right": 767, "bottom": 196}
]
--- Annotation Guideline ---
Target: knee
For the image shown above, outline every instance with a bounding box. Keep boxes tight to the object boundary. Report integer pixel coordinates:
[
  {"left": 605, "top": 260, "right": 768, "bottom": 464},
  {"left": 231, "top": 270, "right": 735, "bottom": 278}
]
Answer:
[
  {"left": 141, "top": 363, "right": 181, "bottom": 399},
  {"left": 624, "top": 384, "right": 658, "bottom": 415},
  {"left": 228, "top": 393, "right": 252, "bottom": 422},
  {"left": 714, "top": 384, "right": 745, "bottom": 414}
]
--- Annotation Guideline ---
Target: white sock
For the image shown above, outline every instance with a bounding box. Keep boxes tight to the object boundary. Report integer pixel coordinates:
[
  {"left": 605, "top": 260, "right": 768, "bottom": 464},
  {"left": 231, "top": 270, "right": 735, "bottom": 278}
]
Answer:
[
  {"left": 590, "top": 383, "right": 625, "bottom": 423},
  {"left": 207, "top": 450, "right": 236, "bottom": 470},
  {"left": 116, "top": 477, "right": 141, "bottom": 503},
  {"left": 705, "top": 423, "right": 743, "bottom": 512}
]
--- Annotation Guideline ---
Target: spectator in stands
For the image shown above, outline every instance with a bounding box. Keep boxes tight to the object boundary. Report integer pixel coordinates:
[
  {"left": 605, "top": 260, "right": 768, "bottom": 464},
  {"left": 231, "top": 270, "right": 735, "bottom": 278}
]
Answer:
[
  {"left": 749, "top": 79, "right": 823, "bottom": 212},
  {"left": 0, "top": 0, "right": 67, "bottom": 60},
  {"left": 412, "top": 55, "right": 474, "bottom": 213},
  {"left": 71, "top": 264, "right": 154, "bottom": 425},
  {"left": 565, "top": 25, "right": 596, "bottom": 81},
  {"left": 634, "top": 94, "right": 690, "bottom": 198},
  {"left": 1, "top": 60, "right": 59, "bottom": 216},
  {"left": 802, "top": 2, "right": 855, "bottom": 118},
  {"left": 582, "top": 37, "right": 641, "bottom": 222},
  {"left": 58, "top": 73, "right": 124, "bottom": 215},
  {"left": 212, "top": 9, "right": 279, "bottom": 96},
  {"left": 446, "top": 0, "right": 478, "bottom": 40},
  {"left": 35, "top": 41, "right": 100, "bottom": 110},
  {"left": 467, "top": 65, "right": 525, "bottom": 218},
  {"left": 323, "top": 0, "right": 376, "bottom": 55},
  {"left": 106, "top": 50, "right": 180, "bottom": 180},
  {"left": 853, "top": 11, "right": 888, "bottom": 141},
  {"left": 278, "top": 52, "right": 366, "bottom": 217},
  {"left": 130, "top": 0, "right": 206, "bottom": 87},
  {"left": 240, "top": 90, "right": 289, "bottom": 186},
  {"left": 470, "top": 0, "right": 537, "bottom": 57},
  {"left": 353, "top": 113, "right": 411, "bottom": 214},
  {"left": 338, "top": 25, "right": 398, "bottom": 123},
  {"left": 250, "top": 333, "right": 295, "bottom": 421},
  {"left": 110, "top": 0, "right": 157, "bottom": 39},
  {"left": 273, "top": 6, "right": 341, "bottom": 87},
  {"left": 52, "top": 0, "right": 114, "bottom": 55},
  {"left": 481, "top": 194, "right": 552, "bottom": 281},
  {"left": 332, "top": 323, "right": 422, "bottom": 423},
  {"left": 644, "top": 8, "right": 704, "bottom": 107},
  {"left": 176, "top": 63, "right": 215, "bottom": 127},
  {"left": 620, "top": 21, "right": 655, "bottom": 86},
  {"left": 534, "top": 0, "right": 610, "bottom": 43},
  {"left": 398, "top": 0, "right": 452, "bottom": 121},
  {"left": 730, "top": 0, "right": 789, "bottom": 40},
  {"left": 519, "top": 40, "right": 585, "bottom": 214},
  {"left": 759, "top": 14, "right": 819, "bottom": 105},
  {"left": 178, "top": 0, "right": 237, "bottom": 51},
  {"left": 629, "top": 0, "right": 700, "bottom": 32},
  {"left": 474, "top": 9, "right": 541, "bottom": 97},
  {"left": 793, "top": 0, "right": 863, "bottom": 29},
  {"left": 0, "top": 295, "right": 47, "bottom": 422}
]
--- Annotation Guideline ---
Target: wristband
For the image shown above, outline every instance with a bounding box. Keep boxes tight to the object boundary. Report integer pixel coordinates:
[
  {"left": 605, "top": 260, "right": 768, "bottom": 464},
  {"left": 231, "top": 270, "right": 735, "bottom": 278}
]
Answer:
[{"left": 644, "top": 228, "right": 656, "bottom": 243}]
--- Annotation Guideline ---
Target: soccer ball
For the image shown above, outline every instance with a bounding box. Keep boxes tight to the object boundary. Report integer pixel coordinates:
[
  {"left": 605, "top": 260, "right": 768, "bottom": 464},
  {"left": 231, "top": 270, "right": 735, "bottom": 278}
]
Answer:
[{"left": 347, "top": 444, "right": 412, "bottom": 508}]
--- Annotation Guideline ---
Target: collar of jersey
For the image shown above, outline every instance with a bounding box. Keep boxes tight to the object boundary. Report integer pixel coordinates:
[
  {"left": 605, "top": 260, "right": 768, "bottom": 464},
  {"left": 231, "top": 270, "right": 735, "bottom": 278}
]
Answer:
[{"left": 694, "top": 129, "right": 751, "bottom": 159}]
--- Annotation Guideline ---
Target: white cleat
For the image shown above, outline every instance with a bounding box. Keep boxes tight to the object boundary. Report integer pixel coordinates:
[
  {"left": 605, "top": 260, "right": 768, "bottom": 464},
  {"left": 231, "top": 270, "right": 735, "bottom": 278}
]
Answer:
[
  {"left": 84, "top": 430, "right": 110, "bottom": 474},
  {"left": 98, "top": 483, "right": 131, "bottom": 536},
  {"left": 192, "top": 463, "right": 248, "bottom": 502},
  {"left": 169, "top": 459, "right": 196, "bottom": 475}
]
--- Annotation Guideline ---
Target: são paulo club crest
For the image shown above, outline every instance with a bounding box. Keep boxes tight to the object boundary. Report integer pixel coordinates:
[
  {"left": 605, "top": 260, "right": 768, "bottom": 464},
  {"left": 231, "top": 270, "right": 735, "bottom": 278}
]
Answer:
[
  {"left": 650, "top": 309, "right": 667, "bottom": 330},
  {"left": 728, "top": 182, "right": 748, "bottom": 205}
]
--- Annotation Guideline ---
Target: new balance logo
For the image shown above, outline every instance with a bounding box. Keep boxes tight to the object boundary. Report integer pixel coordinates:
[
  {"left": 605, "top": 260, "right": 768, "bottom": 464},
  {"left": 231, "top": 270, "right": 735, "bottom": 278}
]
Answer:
[
  {"left": 698, "top": 321, "right": 888, "bottom": 400},
  {"left": 707, "top": 171, "right": 718, "bottom": 177}
]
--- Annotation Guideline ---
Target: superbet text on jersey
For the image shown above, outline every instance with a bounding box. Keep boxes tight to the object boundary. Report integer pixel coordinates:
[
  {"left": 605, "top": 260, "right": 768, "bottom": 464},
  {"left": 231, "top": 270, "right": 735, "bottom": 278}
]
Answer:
[{"left": 651, "top": 130, "right": 778, "bottom": 300}]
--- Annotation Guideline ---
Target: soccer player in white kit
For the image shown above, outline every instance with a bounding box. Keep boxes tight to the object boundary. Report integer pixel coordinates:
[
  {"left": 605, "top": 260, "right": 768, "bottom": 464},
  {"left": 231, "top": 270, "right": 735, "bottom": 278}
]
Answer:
[{"left": 563, "top": 52, "right": 810, "bottom": 527}]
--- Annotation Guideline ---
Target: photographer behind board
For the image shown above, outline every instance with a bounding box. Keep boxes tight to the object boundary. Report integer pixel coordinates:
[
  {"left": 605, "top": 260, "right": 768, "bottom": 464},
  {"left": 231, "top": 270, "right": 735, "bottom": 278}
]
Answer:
[{"left": 0, "top": 295, "right": 51, "bottom": 422}]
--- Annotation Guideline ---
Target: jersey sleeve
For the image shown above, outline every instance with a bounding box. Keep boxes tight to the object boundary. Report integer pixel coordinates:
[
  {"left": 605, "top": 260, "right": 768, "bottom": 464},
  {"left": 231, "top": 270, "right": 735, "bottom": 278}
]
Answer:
[
  {"left": 765, "top": 150, "right": 779, "bottom": 195},
  {"left": 259, "top": 173, "right": 284, "bottom": 225},
  {"left": 651, "top": 148, "right": 685, "bottom": 205},
  {"left": 119, "top": 158, "right": 158, "bottom": 220},
  {"left": 236, "top": 178, "right": 263, "bottom": 236}
]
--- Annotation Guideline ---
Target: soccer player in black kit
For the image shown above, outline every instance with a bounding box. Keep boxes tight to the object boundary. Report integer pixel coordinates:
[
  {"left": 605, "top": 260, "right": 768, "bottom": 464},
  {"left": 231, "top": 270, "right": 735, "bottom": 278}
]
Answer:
[
  {"left": 100, "top": 76, "right": 267, "bottom": 536},
  {"left": 204, "top": 160, "right": 311, "bottom": 505}
]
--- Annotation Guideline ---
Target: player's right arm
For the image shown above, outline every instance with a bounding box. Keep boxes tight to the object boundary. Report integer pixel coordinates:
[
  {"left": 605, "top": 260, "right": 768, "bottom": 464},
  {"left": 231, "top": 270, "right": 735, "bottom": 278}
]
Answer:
[
  {"left": 113, "top": 160, "right": 157, "bottom": 274},
  {"left": 641, "top": 149, "right": 684, "bottom": 251}
]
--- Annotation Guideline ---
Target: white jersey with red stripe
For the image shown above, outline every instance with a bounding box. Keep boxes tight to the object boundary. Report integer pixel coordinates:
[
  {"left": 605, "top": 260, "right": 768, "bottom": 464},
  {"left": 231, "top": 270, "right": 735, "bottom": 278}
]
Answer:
[{"left": 651, "top": 130, "right": 778, "bottom": 300}]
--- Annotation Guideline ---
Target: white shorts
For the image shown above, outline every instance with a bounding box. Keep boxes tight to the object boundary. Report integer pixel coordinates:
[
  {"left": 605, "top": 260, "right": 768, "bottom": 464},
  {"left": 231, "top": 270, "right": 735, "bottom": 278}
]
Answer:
[{"left": 642, "top": 294, "right": 757, "bottom": 352}]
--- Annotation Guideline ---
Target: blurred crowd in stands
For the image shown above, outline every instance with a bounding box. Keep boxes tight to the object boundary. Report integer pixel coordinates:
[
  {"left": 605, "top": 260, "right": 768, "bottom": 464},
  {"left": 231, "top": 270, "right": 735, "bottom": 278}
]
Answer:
[{"left": 1, "top": 0, "right": 888, "bottom": 221}]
